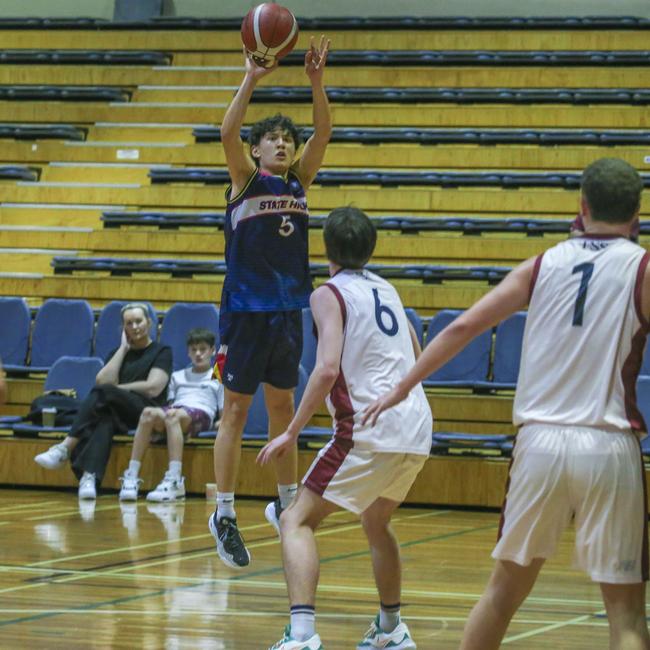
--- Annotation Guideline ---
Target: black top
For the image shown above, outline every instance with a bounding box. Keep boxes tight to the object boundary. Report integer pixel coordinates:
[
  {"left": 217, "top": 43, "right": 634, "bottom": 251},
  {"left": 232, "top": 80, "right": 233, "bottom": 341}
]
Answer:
[{"left": 107, "top": 341, "right": 172, "bottom": 406}]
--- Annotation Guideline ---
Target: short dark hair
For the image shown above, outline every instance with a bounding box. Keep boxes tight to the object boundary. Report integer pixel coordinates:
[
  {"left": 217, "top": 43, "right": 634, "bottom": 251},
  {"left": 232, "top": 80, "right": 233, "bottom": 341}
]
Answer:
[
  {"left": 323, "top": 207, "right": 377, "bottom": 269},
  {"left": 248, "top": 113, "right": 302, "bottom": 164},
  {"left": 120, "top": 302, "right": 151, "bottom": 323},
  {"left": 186, "top": 328, "right": 215, "bottom": 347},
  {"left": 581, "top": 158, "right": 643, "bottom": 224}
]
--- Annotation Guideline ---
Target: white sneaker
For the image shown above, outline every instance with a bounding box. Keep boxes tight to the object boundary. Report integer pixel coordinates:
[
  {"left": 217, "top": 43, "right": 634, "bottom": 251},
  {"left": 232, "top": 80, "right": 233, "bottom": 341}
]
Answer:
[
  {"left": 269, "top": 625, "right": 323, "bottom": 650},
  {"left": 78, "top": 472, "right": 97, "bottom": 500},
  {"left": 34, "top": 443, "right": 69, "bottom": 470},
  {"left": 146, "top": 472, "right": 185, "bottom": 502},
  {"left": 357, "top": 615, "right": 416, "bottom": 649},
  {"left": 118, "top": 472, "right": 142, "bottom": 501},
  {"left": 264, "top": 498, "right": 284, "bottom": 535},
  {"left": 120, "top": 502, "right": 138, "bottom": 538}
]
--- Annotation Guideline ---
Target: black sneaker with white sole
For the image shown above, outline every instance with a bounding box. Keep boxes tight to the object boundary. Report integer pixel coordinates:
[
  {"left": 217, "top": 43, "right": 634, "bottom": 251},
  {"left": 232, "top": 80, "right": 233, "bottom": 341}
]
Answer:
[{"left": 208, "top": 512, "right": 251, "bottom": 569}]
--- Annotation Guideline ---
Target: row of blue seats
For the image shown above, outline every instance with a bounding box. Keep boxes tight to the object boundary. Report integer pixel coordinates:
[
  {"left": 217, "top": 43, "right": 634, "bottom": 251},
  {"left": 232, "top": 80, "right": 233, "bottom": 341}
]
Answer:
[
  {"left": 7, "top": 354, "right": 650, "bottom": 460},
  {"left": 251, "top": 87, "right": 650, "bottom": 105},
  {"left": 279, "top": 50, "right": 650, "bottom": 66},
  {"left": 149, "top": 168, "right": 650, "bottom": 189},
  {"left": 194, "top": 126, "right": 650, "bottom": 146},
  {"left": 0, "top": 86, "right": 129, "bottom": 101},
  {"left": 0, "top": 50, "right": 170, "bottom": 65},
  {"left": 0, "top": 165, "right": 38, "bottom": 181},
  {"left": 1, "top": 16, "right": 645, "bottom": 30},
  {"left": 101, "top": 211, "right": 575, "bottom": 234},
  {"left": 0, "top": 124, "right": 85, "bottom": 141},
  {"left": 0, "top": 298, "right": 219, "bottom": 373},
  {"left": 51, "top": 257, "right": 511, "bottom": 284}
]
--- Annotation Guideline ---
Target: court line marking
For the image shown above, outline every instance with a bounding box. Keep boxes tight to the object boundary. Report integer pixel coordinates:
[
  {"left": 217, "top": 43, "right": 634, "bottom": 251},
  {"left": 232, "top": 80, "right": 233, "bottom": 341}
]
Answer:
[
  {"left": 503, "top": 611, "right": 602, "bottom": 644},
  {"left": 0, "top": 500, "right": 60, "bottom": 515}
]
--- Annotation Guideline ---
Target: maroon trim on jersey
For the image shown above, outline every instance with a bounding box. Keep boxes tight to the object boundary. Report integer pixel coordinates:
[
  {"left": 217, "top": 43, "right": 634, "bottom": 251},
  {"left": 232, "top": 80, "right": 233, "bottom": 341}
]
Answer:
[
  {"left": 634, "top": 252, "right": 650, "bottom": 331},
  {"left": 528, "top": 253, "right": 544, "bottom": 303},
  {"left": 497, "top": 437, "right": 517, "bottom": 541},
  {"left": 303, "top": 437, "right": 353, "bottom": 496},
  {"left": 621, "top": 327, "right": 648, "bottom": 432},
  {"left": 323, "top": 282, "right": 347, "bottom": 329}
]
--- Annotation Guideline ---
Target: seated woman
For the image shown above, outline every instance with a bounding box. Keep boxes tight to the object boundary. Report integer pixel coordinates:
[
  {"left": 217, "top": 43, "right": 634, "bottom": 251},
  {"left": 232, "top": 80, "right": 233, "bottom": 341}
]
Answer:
[{"left": 34, "top": 303, "right": 172, "bottom": 500}]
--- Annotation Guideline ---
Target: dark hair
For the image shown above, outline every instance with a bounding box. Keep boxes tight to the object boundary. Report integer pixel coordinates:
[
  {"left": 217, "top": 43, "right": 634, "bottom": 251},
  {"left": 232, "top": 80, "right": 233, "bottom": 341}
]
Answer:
[
  {"left": 186, "top": 328, "right": 216, "bottom": 347},
  {"left": 248, "top": 113, "right": 302, "bottom": 165},
  {"left": 581, "top": 158, "right": 643, "bottom": 224},
  {"left": 323, "top": 207, "right": 377, "bottom": 269}
]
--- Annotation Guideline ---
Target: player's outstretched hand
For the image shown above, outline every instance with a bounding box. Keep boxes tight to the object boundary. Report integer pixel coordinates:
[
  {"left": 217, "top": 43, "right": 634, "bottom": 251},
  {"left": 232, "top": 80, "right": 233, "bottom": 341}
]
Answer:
[
  {"left": 362, "top": 386, "right": 409, "bottom": 427},
  {"left": 256, "top": 431, "right": 297, "bottom": 466},
  {"left": 243, "top": 46, "right": 278, "bottom": 80},
  {"left": 305, "top": 34, "right": 330, "bottom": 84}
]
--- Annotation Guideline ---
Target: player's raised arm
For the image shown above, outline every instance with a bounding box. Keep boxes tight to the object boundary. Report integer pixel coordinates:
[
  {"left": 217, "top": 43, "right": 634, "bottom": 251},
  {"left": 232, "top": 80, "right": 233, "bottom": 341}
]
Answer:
[
  {"left": 257, "top": 285, "right": 343, "bottom": 464},
  {"left": 294, "top": 35, "right": 332, "bottom": 188},
  {"left": 220, "top": 50, "right": 276, "bottom": 194},
  {"left": 363, "top": 257, "right": 538, "bottom": 425}
]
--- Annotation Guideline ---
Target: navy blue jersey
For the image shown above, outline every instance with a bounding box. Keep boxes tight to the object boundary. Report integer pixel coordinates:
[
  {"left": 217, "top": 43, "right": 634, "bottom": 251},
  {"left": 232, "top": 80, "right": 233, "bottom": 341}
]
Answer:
[{"left": 221, "top": 169, "right": 312, "bottom": 312}]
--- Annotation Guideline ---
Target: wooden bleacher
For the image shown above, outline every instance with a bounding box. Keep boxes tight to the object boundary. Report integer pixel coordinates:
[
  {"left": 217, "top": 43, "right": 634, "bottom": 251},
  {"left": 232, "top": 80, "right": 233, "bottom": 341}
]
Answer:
[{"left": 0, "top": 18, "right": 648, "bottom": 505}]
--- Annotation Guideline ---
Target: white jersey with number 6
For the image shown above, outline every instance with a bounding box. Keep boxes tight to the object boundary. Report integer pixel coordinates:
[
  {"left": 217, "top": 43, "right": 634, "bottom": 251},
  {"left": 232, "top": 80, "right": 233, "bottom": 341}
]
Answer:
[
  {"left": 514, "top": 236, "right": 650, "bottom": 432},
  {"left": 324, "top": 269, "right": 432, "bottom": 455}
]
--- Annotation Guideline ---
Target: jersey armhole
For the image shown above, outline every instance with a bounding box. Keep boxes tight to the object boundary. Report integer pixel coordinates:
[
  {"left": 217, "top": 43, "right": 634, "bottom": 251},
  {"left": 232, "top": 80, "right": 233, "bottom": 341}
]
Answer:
[
  {"left": 528, "top": 253, "right": 545, "bottom": 304},
  {"left": 634, "top": 251, "right": 650, "bottom": 331},
  {"left": 323, "top": 283, "right": 347, "bottom": 330},
  {"left": 226, "top": 169, "right": 258, "bottom": 205}
]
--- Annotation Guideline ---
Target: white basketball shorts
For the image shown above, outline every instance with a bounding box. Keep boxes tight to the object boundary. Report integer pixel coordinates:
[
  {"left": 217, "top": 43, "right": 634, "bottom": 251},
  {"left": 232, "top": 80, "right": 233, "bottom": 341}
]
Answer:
[
  {"left": 493, "top": 424, "right": 648, "bottom": 584},
  {"left": 303, "top": 438, "right": 427, "bottom": 515}
]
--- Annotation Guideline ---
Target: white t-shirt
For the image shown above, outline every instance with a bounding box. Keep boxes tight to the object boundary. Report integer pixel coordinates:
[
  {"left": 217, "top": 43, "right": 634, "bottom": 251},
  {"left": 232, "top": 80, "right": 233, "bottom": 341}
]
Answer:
[
  {"left": 324, "top": 269, "right": 433, "bottom": 455},
  {"left": 514, "top": 236, "right": 649, "bottom": 433},
  {"left": 167, "top": 367, "right": 224, "bottom": 423}
]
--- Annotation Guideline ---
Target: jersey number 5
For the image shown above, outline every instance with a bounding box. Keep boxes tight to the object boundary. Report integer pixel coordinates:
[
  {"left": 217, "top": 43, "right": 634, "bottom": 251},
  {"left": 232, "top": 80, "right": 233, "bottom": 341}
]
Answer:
[
  {"left": 373, "top": 288, "right": 399, "bottom": 336},
  {"left": 278, "top": 215, "right": 294, "bottom": 237},
  {"left": 571, "top": 262, "right": 594, "bottom": 326}
]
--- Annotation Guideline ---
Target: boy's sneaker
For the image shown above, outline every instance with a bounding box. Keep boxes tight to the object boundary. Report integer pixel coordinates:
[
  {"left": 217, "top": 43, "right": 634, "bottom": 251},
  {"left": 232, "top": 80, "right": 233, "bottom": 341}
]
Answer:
[
  {"left": 264, "top": 498, "right": 284, "bottom": 535},
  {"left": 78, "top": 472, "right": 97, "bottom": 500},
  {"left": 34, "top": 443, "right": 69, "bottom": 470},
  {"left": 119, "top": 472, "right": 142, "bottom": 501},
  {"left": 357, "top": 615, "right": 416, "bottom": 649},
  {"left": 146, "top": 472, "right": 185, "bottom": 502},
  {"left": 208, "top": 512, "right": 251, "bottom": 569},
  {"left": 269, "top": 625, "right": 323, "bottom": 650}
]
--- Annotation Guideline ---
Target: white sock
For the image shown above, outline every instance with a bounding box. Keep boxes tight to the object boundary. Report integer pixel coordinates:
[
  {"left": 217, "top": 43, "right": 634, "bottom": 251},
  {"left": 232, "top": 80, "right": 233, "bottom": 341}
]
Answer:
[
  {"left": 290, "top": 605, "right": 315, "bottom": 641},
  {"left": 379, "top": 603, "right": 400, "bottom": 633},
  {"left": 278, "top": 483, "right": 298, "bottom": 509},
  {"left": 127, "top": 460, "right": 141, "bottom": 477},
  {"left": 216, "top": 492, "right": 236, "bottom": 519},
  {"left": 168, "top": 460, "right": 182, "bottom": 479}
]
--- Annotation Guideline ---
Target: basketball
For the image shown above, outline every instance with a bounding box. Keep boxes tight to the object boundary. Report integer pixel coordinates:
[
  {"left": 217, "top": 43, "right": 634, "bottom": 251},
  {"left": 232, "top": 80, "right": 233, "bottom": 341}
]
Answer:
[{"left": 241, "top": 3, "right": 299, "bottom": 69}]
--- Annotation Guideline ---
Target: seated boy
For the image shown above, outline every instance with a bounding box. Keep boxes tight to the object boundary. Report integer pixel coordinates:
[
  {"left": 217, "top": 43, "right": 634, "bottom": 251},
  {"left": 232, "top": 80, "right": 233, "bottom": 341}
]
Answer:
[{"left": 118, "top": 328, "right": 223, "bottom": 502}]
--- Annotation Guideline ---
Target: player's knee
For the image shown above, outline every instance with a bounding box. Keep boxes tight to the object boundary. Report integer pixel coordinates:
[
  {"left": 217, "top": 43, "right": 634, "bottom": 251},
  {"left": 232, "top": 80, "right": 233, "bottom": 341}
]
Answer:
[
  {"left": 223, "top": 398, "right": 250, "bottom": 427},
  {"left": 164, "top": 410, "right": 180, "bottom": 424},
  {"left": 141, "top": 407, "right": 157, "bottom": 423}
]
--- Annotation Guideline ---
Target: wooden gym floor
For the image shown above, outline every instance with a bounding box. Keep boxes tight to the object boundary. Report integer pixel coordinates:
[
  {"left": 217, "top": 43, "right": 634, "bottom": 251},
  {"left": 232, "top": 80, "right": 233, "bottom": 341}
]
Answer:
[{"left": 0, "top": 487, "right": 630, "bottom": 648}]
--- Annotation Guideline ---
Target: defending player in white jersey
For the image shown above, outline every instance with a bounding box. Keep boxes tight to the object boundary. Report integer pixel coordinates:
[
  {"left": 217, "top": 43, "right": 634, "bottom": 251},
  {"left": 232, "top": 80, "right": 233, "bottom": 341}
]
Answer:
[
  {"left": 257, "top": 207, "right": 432, "bottom": 650},
  {"left": 364, "top": 157, "right": 650, "bottom": 650}
]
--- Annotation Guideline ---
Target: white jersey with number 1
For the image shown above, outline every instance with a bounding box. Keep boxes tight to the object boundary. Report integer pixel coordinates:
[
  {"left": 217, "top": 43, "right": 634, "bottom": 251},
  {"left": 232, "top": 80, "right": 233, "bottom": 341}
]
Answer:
[
  {"left": 323, "top": 269, "right": 432, "bottom": 455},
  {"left": 514, "top": 235, "right": 650, "bottom": 432}
]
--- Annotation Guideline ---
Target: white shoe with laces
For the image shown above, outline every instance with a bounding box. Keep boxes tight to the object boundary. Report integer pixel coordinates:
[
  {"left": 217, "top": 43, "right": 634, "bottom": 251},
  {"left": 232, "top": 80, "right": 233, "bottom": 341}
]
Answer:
[
  {"left": 146, "top": 472, "right": 185, "bottom": 502},
  {"left": 118, "top": 472, "right": 142, "bottom": 501},
  {"left": 78, "top": 472, "right": 97, "bottom": 500},
  {"left": 34, "top": 443, "right": 69, "bottom": 470},
  {"left": 357, "top": 615, "right": 416, "bottom": 649}
]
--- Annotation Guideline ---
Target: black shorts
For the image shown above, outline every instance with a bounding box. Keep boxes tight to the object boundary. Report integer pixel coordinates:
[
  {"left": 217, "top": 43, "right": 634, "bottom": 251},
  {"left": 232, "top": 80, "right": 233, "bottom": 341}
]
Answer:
[{"left": 220, "top": 310, "right": 303, "bottom": 395}]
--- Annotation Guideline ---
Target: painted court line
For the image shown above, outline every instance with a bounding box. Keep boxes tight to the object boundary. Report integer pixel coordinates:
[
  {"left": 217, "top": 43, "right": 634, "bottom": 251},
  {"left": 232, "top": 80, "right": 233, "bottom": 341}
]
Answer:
[{"left": 503, "top": 611, "right": 601, "bottom": 644}]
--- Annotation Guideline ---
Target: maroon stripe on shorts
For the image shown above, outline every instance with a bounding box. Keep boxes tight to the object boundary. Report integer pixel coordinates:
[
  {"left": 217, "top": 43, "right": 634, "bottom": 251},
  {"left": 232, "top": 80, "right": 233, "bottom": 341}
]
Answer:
[
  {"left": 497, "top": 437, "right": 517, "bottom": 541},
  {"left": 636, "top": 438, "right": 649, "bottom": 581},
  {"left": 304, "top": 438, "right": 353, "bottom": 496}
]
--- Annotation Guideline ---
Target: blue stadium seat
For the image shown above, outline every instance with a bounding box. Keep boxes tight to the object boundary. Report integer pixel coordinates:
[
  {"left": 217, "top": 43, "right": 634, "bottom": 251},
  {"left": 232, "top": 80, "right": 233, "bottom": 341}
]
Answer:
[
  {"left": 28, "top": 299, "right": 94, "bottom": 372},
  {"left": 95, "top": 300, "right": 158, "bottom": 361},
  {"left": 422, "top": 310, "right": 491, "bottom": 387},
  {"left": 197, "top": 366, "right": 309, "bottom": 439},
  {"left": 10, "top": 356, "right": 103, "bottom": 435},
  {"left": 405, "top": 307, "right": 423, "bottom": 347},
  {"left": 159, "top": 302, "right": 219, "bottom": 371},
  {"left": 476, "top": 311, "right": 526, "bottom": 390},
  {"left": 301, "top": 308, "right": 317, "bottom": 376},
  {"left": 0, "top": 297, "right": 31, "bottom": 370}
]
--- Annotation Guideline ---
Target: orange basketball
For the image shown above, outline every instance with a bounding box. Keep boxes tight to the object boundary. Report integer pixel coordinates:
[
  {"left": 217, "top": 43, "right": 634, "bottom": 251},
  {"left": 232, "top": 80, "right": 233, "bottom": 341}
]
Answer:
[{"left": 241, "top": 3, "right": 299, "bottom": 68}]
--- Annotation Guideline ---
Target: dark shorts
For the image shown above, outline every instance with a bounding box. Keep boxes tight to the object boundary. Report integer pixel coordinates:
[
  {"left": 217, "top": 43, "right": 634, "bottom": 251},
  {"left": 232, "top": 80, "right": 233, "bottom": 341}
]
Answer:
[{"left": 219, "top": 310, "right": 302, "bottom": 394}]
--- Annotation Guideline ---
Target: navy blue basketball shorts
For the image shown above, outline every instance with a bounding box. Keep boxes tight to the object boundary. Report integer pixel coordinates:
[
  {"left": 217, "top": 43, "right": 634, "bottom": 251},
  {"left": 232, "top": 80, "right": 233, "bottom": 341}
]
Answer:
[{"left": 219, "top": 310, "right": 303, "bottom": 395}]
